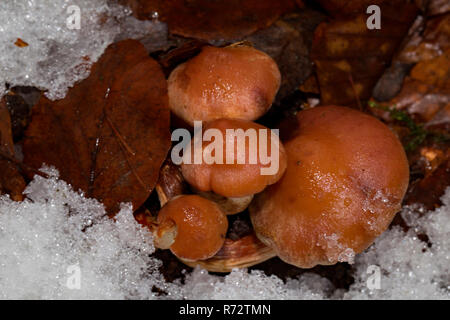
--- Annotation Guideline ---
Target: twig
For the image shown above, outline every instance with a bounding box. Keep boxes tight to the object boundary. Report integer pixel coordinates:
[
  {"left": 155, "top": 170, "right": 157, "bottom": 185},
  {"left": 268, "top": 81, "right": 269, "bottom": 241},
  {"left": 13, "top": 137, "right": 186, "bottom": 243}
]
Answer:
[
  {"left": 0, "top": 150, "right": 49, "bottom": 179},
  {"left": 105, "top": 114, "right": 148, "bottom": 192},
  {"left": 348, "top": 73, "right": 363, "bottom": 111}
]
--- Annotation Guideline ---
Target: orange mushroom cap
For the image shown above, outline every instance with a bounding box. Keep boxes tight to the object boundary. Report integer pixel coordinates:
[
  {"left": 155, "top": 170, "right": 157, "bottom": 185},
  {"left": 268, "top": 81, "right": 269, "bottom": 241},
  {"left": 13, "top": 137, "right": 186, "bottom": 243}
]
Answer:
[
  {"left": 168, "top": 45, "right": 281, "bottom": 126},
  {"left": 181, "top": 118, "right": 287, "bottom": 198},
  {"left": 250, "top": 106, "right": 410, "bottom": 268},
  {"left": 156, "top": 195, "right": 228, "bottom": 261}
]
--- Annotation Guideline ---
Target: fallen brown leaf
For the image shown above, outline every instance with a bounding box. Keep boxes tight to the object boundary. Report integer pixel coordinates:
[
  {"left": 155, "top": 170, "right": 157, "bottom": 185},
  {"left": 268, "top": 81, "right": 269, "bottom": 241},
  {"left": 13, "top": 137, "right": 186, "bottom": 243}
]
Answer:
[
  {"left": 121, "top": 0, "right": 296, "bottom": 41},
  {"left": 424, "top": 0, "right": 450, "bottom": 16},
  {"left": 406, "top": 154, "right": 450, "bottom": 209},
  {"left": 14, "top": 38, "right": 28, "bottom": 48},
  {"left": 23, "top": 40, "right": 171, "bottom": 214},
  {"left": 398, "top": 14, "right": 450, "bottom": 64},
  {"left": 376, "top": 54, "right": 450, "bottom": 134},
  {"left": 317, "top": 0, "right": 386, "bottom": 17},
  {"left": 311, "top": 1, "right": 418, "bottom": 106},
  {"left": 245, "top": 10, "right": 326, "bottom": 102},
  {"left": 0, "top": 97, "right": 26, "bottom": 201}
]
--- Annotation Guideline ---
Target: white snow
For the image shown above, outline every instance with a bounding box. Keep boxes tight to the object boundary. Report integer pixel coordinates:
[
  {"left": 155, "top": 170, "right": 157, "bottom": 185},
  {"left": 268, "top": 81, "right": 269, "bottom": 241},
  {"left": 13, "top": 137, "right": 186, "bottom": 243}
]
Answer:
[
  {"left": 176, "top": 267, "right": 332, "bottom": 300},
  {"left": 344, "top": 194, "right": 450, "bottom": 299},
  {"left": 0, "top": 0, "right": 166, "bottom": 100},
  {"left": 0, "top": 167, "right": 170, "bottom": 299},
  {"left": 0, "top": 167, "right": 448, "bottom": 299}
]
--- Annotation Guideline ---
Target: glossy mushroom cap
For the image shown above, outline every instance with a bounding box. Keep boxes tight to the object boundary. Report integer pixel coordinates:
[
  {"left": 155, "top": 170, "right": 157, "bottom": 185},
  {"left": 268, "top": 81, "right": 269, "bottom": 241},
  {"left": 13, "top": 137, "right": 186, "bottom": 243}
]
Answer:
[
  {"left": 156, "top": 195, "right": 228, "bottom": 261},
  {"left": 250, "top": 106, "right": 410, "bottom": 268},
  {"left": 168, "top": 45, "right": 281, "bottom": 126},
  {"left": 181, "top": 118, "right": 287, "bottom": 198}
]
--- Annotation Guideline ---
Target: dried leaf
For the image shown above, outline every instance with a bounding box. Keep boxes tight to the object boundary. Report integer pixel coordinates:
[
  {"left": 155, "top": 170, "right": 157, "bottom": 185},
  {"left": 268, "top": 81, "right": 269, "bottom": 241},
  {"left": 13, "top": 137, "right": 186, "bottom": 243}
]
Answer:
[
  {"left": 406, "top": 155, "right": 450, "bottom": 209},
  {"left": 155, "top": 159, "right": 188, "bottom": 207},
  {"left": 380, "top": 48, "right": 450, "bottom": 127},
  {"left": 398, "top": 14, "right": 450, "bottom": 64},
  {"left": 23, "top": 40, "right": 171, "bottom": 214},
  {"left": 380, "top": 14, "right": 450, "bottom": 130},
  {"left": 0, "top": 97, "right": 26, "bottom": 201},
  {"left": 311, "top": 1, "right": 418, "bottom": 106},
  {"left": 121, "top": 0, "right": 296, "bottom": 40},
  {"left": 14, "top": 38, "right": 28, "bottom": 48},
  {"left": 426, "top": 0, "right": 450, "bottom": 16}
]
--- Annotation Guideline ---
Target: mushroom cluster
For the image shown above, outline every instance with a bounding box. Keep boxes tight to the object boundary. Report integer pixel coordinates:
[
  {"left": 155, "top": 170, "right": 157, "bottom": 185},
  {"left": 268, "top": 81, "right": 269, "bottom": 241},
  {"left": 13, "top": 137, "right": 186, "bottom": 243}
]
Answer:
[{"left": 147, "top": 44, "right": 410, "bottom": 272}]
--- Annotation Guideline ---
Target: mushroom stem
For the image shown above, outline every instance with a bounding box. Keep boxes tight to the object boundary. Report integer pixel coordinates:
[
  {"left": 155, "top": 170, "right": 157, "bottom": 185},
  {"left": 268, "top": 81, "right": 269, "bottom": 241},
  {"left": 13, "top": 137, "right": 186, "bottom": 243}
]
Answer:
[
  {"left": 195, "top": 190, "right": 254, "bottom": 215},
  {"left": 179, "top": 232, "right": 276, "bottom": 272},
  {"left": 153, "top": 219, "right": 178, "bottom": 250}
]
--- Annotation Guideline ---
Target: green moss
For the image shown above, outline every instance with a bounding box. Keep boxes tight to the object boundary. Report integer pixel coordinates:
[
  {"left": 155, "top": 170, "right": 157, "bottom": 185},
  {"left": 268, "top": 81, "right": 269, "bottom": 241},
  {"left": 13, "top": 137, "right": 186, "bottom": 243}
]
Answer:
[{"left": 368, "top": 101, "right": 449, "bottom": 152}]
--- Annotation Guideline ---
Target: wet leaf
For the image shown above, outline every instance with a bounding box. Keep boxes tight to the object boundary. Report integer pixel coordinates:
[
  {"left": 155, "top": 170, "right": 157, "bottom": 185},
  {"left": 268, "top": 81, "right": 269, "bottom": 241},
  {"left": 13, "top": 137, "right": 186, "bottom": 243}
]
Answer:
[
  {"left": 380, "top": 48, "right": 450, "bottom": 127},
  {"left": 425, "top": 0, "right": 450, "bottom": 16},
  {"left": 398, "top": 14, "right": 450, "bottom": 64},
  {"left": 380, "top": 14, "right": 450, "bottom": 131},
  {"left": 23, "top": 40, "right": 171, "bottom": 214},
  {"left": 0, "top": 97, "right": 26, "bottom": 201},
  {"left": 311, "top": 1, "right": 418, "bottom": 106},
  {"left": 121, "top": 0, "right": 297, "bottom": 40}
]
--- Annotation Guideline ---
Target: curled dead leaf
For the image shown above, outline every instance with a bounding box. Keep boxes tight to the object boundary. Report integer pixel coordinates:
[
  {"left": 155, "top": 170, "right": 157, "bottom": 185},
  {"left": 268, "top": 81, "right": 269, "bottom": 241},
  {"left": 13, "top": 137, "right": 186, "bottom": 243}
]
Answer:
[
  {"left": 398, "top": 14, "right": 450, "bottom": 64},
  {"left": 181, "top": 233, "right": 276, "bottom": 273},
  {"left": 155, "top": 159, "right": 188, "bottom": 207}
]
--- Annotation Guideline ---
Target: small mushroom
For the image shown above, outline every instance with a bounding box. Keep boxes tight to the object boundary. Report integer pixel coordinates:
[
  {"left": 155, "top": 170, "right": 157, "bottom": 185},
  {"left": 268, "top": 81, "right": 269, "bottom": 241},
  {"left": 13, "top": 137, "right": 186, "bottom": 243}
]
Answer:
[
  {"left": 250, "top": 106, "right": 410, "bottom": 268},
  {"left": 168, "top": 45, "right": 281, "bottom": 126},
  {"left": 181, "top": 118, "right": 287, "bottom": 199},
  {"left": 154, "top": 195, "right": 228, "bottom": 261}
]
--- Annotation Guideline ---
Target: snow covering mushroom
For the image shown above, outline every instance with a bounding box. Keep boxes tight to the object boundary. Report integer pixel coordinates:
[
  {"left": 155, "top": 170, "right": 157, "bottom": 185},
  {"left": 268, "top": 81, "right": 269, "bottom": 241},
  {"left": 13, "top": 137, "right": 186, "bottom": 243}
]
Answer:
[
  {"left": 154, "top": 195, "right": 228, "bottom": 261},
  {"left": 180, "top": 118, "right": 287, "bottom": 206},
  {"left": 250, "top": 106, "right": 410, "bottom": 268},
  {"left": 168, "top": 45, "right": 281, "bottom": 126}
]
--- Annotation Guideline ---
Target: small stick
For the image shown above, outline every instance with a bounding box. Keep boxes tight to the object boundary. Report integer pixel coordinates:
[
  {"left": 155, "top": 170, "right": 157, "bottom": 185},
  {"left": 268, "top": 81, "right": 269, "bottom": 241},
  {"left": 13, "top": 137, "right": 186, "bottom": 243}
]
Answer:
[
  {"left": 348, "top": 73, "right": 363, "bottom": 111},
  {"left": 105, "top": 115, "right": 136, "bottom": 156},
  {"left": 0, "top": 150, "right": 49, "bottom": 179},
  {"left": 105, "top": 114, "right": 148, "bottom": 192}
]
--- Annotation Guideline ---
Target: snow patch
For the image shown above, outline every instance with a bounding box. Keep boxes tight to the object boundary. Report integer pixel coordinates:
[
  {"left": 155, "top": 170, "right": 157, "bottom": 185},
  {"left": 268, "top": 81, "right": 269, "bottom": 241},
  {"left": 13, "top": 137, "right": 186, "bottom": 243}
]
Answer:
[{"left": 0, "top": 167, "right": 167, "bottom": 299}]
